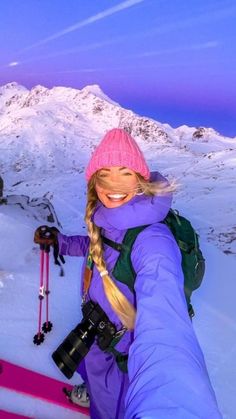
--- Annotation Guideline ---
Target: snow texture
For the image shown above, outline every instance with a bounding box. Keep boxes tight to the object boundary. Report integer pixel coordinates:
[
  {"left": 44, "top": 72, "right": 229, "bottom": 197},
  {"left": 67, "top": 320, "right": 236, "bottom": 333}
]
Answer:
[{"left": 0, "top": 82, "right": 235, "bottom": 418}]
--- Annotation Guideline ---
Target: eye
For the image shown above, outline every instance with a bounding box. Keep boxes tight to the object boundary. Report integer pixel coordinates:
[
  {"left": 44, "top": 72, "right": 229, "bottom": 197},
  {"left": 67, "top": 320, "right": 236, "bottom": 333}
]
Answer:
[
  {"left": 99, "top": 172, "right": 109, "bottom": 178},
  {"left": 122, "top": 172, "right": 133, "bottom": 176}
]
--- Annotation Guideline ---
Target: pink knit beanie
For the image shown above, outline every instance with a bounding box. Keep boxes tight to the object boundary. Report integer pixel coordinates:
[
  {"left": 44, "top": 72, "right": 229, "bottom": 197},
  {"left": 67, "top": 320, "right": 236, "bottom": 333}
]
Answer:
[{"left": 85, "top": 128, "right": 150, "bottom": 181}]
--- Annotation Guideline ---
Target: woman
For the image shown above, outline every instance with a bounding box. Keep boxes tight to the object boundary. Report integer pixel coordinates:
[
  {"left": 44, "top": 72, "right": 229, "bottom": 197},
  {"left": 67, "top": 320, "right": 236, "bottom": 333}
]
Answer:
[{"left": 35, "top": 128, "right": 222, "bottom": 419}]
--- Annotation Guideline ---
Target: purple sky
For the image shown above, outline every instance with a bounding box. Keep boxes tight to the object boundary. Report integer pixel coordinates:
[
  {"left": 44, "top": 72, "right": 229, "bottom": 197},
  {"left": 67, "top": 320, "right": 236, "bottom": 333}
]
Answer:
[{"left": 1, "top": 0, "right": 236, "bottom": 137}]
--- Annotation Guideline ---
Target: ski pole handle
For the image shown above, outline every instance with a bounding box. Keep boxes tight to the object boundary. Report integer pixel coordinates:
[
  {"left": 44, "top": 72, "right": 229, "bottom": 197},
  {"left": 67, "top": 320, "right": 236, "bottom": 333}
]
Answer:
[{"left": 34, "top": 225, "right": 59, "bottom": 247}]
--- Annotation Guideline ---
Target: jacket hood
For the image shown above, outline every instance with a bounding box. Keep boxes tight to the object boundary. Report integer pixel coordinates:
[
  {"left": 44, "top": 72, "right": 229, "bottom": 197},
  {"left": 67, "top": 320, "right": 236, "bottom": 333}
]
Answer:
[{"left": 92, "top": 172, "right": 172, "bottom": 231}]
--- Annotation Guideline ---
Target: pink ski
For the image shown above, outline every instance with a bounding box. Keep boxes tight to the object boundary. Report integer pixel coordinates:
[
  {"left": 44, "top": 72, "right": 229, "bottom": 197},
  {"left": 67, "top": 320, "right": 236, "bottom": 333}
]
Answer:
[
  {"left": 0, "top": 411, "right": 32, "bottom": 419},
  {"left": 0, "top": 360, "right": 89, "bottom": 416}
]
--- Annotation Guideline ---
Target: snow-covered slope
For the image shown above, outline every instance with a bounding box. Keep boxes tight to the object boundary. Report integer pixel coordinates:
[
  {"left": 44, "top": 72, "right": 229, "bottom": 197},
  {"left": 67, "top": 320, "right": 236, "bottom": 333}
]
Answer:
[
  {"left": 0, "top": 82, "right": 236, "bottom": 418},
  {"left": 0, "top": 82, "right": 235, "bottom": 253}
]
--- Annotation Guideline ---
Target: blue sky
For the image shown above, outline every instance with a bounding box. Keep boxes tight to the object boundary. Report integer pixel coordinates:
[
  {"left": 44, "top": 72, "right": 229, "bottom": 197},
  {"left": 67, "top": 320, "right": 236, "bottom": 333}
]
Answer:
[{"left": 1, "top": 0, "right": 236, "bottom": 137}]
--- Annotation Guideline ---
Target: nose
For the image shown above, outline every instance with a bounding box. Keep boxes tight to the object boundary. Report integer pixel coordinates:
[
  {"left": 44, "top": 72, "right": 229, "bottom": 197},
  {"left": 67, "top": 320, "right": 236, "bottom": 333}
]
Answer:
[
  {"left": 110, "top": 173, "right": 119, "bottom": 182},
  {"left": 107, "top": 170, "right": 122, "bottom": 183}
]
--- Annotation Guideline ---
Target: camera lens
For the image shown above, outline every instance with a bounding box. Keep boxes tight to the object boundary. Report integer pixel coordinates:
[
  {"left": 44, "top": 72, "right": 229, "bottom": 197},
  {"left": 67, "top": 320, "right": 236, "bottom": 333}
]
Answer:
[
  {"left": 52, "top": 320, "right": 96, "bottom": 379},
  {"left": 52, "top": 300, "right": 117, "bottom": 379}
]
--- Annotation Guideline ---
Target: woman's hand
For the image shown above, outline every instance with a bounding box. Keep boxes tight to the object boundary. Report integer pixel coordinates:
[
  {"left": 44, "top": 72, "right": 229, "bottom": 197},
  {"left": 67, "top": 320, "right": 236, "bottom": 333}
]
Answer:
[{"left": 34, "top": 225, "right": 59, "bottom": 247}]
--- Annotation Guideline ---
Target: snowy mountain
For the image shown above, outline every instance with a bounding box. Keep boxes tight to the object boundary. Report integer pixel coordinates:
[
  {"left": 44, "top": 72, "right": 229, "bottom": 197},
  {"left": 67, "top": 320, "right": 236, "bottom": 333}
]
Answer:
[
  {"left": 0, "top": 82, "right": 236, "bottom": 418},
  {"left": 0, "top": 82, "right": 235, "bottom": 253}
]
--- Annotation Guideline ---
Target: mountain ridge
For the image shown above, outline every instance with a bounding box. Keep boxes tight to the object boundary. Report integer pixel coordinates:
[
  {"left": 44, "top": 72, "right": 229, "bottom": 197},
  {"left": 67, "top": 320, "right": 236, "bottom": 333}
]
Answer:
[{"left": 0, "top": 82, "right": 235, "bottom": 255}]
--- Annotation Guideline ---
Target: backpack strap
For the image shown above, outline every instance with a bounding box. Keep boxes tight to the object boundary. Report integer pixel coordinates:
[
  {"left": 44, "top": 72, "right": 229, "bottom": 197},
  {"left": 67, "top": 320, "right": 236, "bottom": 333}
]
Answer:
[
  {"left": 102, "top": 215, "right": 202, "bottom": 318},
  {"left": 102, "top": 225, "right": 149, "bottom": 292},
  {"left": 102, "top": 236, "right": 123, "bottom": 252}
]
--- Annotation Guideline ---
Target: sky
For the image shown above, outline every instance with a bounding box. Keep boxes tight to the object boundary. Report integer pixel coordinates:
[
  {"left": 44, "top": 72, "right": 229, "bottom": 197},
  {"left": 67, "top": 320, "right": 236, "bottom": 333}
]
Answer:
[{"left": 0, "top": 0, "right": 236, "bottom": 137}]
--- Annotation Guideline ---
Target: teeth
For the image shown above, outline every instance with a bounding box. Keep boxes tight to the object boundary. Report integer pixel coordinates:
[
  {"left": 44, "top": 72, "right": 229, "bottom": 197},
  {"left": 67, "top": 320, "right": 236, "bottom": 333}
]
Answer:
[{"left": 107, "top": 194, "right": 127, "bottom": 199}]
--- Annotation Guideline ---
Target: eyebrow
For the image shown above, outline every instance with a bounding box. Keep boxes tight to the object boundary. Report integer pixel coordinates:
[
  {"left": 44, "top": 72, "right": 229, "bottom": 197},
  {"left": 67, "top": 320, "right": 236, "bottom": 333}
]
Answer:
[{"left": 100, "top": 167, "right": 129, "bottom": 172}]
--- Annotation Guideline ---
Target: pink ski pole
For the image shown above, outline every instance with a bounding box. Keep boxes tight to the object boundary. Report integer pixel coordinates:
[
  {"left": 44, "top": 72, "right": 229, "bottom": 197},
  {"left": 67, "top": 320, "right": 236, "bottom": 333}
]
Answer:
[
  {"left": 42, "top": 246, "right": 53, "bottom": 333},
  {"left": 33, "top": 244, "right": 53, "bottom": 345},
  {"left": 33, "top": 244, "right": 46, "bottom": 345}
]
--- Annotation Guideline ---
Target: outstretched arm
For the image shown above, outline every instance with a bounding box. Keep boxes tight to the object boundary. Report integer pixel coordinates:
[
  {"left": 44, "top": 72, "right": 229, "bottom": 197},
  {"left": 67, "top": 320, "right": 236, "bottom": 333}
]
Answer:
[
  {"left": 125, "top": 225, "right": 222, "bottom": 419},
  {"left": 58, "top": 233, "right": 89, "bottom": 257}
]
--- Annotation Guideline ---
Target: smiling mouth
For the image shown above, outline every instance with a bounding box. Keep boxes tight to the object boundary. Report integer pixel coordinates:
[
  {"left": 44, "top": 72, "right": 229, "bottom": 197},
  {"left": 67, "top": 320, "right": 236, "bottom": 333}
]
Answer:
[{"left": 106, "top": 193, "right": 128, "bottom": 202}]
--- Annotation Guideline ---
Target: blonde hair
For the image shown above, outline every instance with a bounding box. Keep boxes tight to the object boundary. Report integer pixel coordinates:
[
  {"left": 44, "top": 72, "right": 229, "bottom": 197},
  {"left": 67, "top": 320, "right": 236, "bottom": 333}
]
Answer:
[
  {"left": 84, "top": 171, "right": 176, "bottom": 330},
  {"left": 95, "top": 171, "right": 175, "bottom": 197}
]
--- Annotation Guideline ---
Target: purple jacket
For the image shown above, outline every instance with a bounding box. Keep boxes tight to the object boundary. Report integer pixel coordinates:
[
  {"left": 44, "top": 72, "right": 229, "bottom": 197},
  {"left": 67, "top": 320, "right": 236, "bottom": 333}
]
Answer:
[{"left": 58, "top": 174, "right": 222, "bottom": 419}]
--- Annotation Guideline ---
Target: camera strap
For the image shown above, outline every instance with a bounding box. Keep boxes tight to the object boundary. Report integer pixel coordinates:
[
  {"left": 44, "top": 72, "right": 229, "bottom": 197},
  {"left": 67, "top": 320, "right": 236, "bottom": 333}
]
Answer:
[
  {"left": 105, "top": 329, "right": 128, "bottom": 373},
  {"left": 83, "top": 254, "right": 129, "bottom": 372},
  {"left": 82, "top": 253, "right": 94, "bottom": 302}
]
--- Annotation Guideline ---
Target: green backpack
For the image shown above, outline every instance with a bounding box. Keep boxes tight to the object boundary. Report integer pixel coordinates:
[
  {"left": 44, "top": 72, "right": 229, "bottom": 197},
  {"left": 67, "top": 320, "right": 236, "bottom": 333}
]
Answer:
[{"left": 102, "top": 209, "right": 205, "bottom": 317}]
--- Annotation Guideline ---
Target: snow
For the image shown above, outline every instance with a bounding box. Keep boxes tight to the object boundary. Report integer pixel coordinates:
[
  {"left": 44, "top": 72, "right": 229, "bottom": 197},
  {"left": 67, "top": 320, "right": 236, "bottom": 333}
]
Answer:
[
  {"left": 0, "top": 82, "right": 236, "bottom": 418},
  {"left": 81, "top": 84, "right": 120, "bottom": 106}
]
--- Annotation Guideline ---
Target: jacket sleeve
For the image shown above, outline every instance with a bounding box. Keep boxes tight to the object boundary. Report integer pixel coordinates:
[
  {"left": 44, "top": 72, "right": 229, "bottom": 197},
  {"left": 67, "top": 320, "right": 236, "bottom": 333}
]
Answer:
[
  {"left": 125, "top": 226, "right": 222, "bottom": 419},
  {"left": 58, "top": 233, "right": 89, "bottom": 257}
]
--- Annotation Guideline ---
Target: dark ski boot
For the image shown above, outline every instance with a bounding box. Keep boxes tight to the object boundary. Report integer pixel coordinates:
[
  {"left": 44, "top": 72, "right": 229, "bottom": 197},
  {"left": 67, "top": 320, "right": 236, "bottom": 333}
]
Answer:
[{"left": 63, "top": 383, "right": 90, "bottom": 408}]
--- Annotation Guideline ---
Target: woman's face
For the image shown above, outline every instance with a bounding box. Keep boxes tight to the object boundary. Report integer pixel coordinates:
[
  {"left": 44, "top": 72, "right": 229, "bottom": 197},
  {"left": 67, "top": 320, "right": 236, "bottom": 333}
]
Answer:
[{"left": 95, "top": 166, "right": 138, "bottom": 208}]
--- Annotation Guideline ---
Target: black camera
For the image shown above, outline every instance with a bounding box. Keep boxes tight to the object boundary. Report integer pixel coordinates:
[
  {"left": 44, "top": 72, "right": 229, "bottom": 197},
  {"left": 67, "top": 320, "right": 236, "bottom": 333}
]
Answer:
[{"left": 52, "top": 300, "right": 117, "bottom": 379}]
